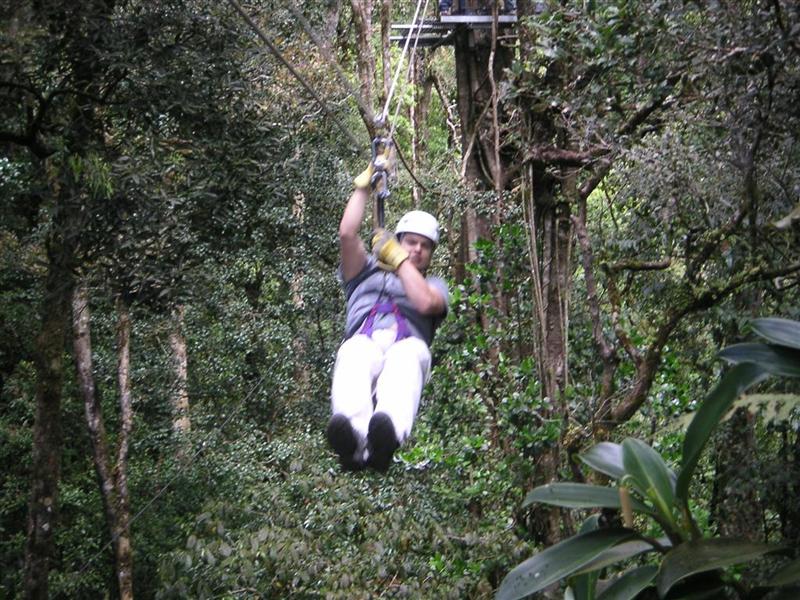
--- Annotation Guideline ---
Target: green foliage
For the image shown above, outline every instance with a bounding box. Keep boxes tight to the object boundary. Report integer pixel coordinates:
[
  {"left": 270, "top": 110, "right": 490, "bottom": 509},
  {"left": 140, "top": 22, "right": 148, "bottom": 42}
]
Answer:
[
  {"left": 524, "top": 483, "right": 652, "bottom": 515},
  {"left": 151, "top": 403, "right": 522, "bottom": 598},
  {"left": 497, "top": 529, "right": 636, "bottom": 600},
  {"left": 2, "top": 0, "right": 799, "bottom": 598},
  {"left": 500, "top": 317, "right": 800, "bottom": 599}
]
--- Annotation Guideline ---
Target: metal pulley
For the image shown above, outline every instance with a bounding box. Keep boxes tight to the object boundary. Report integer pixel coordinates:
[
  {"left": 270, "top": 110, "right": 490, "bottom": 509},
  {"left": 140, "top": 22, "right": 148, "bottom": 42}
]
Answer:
[{"left": 369, "top": 136, "right": 396, "bottom": 228}]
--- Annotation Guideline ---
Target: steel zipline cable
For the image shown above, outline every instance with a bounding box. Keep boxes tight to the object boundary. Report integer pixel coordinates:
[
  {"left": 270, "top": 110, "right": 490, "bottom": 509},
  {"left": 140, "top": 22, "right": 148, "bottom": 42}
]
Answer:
[
  {"left": 380, "top": 0, "right": 429, "bottom": 130},
  {"left": 229, "top": 0, "right": 432, "bottom": 192},
  {"left": 226, "top": 0, "right": 363, "bottom": 154}
]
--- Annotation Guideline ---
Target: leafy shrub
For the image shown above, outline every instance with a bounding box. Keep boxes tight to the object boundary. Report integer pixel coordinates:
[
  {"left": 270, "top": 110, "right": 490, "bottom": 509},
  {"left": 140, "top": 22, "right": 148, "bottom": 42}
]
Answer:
[{"left": 498, "top": 318, "right": 800, "bottom": 600}]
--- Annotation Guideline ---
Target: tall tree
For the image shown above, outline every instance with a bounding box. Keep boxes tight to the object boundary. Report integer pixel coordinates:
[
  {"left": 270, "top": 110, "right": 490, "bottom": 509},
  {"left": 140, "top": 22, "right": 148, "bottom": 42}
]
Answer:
[
  {"left": 72, "top": 285, "right": 134, "bottom": 599},
  {"left": 169, "top": 306, "right": 190, "bottom": 434},
  {"left": 2, "top": 0, "right": 119, "bottom": 593},
  {"left": 445, "top": 0, "right": 800, "bottom": 543}
]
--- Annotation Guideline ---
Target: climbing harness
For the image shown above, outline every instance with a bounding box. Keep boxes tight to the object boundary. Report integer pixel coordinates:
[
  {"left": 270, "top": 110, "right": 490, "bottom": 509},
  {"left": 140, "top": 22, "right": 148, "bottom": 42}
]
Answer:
[{"left": 359, "top": 301, "right": 412, "bottom": 343}]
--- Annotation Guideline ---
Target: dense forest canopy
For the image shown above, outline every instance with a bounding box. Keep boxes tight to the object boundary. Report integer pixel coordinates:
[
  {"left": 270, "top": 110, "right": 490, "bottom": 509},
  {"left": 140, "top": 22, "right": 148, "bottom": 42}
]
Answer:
[{"left": 1, "top": 0, "right": 799, "bottom": 598}]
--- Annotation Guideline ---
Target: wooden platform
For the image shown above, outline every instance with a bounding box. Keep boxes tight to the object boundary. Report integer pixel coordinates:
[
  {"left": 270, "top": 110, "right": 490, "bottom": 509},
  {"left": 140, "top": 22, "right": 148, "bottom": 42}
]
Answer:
[
  {"left": 440, "top": 14, "right": 517, "bottom": 25},
  {"left": 391, "top": 15, "right": 516, "bottom": 47}
]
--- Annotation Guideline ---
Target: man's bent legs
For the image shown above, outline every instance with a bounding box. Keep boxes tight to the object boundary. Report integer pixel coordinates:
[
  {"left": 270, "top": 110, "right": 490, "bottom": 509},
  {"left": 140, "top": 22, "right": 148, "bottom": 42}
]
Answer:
[
  {"left": 373, "top": 336, "right": 431, "bottom": 444},
  {"left": 330, "top": 334, "right": 384, "bottom": 467}
]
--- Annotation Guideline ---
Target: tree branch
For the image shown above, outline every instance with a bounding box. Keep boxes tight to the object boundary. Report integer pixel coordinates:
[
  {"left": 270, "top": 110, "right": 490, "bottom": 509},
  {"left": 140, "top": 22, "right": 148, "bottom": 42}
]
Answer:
[
  {"left": 525, "top": 146, "right": 610, "bottom": 167},
  {"left": 579, "top": 73, "right": 682, "bottom": 200},
  {"left": 609, "top": 260, "right": 800, "bottom": 426},
  {"left": 571, "top": 200, "right": 618, "bottom": 403},
  {"left": 601, "top": 265, "right": 643, "bottom": 367},
  {"left": 607, "top": 258, "right": 672, "bottom": 272},
  {"left": 0, "top": 130, "right": 54, "bottom": 158}
]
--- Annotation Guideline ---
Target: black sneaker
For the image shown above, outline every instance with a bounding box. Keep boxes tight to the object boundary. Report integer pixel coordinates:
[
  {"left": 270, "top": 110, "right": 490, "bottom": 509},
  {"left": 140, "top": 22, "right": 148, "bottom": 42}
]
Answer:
[
  {"left": 327, "top": 414, "right": 364, "bottom": 471},
  {"left": 367, "top": 412, "right": 399, "bottom": 472}
]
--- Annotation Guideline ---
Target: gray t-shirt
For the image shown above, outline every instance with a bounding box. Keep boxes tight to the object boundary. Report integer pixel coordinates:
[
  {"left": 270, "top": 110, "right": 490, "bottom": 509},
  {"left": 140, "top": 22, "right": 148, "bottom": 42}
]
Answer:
[{"left": 340, "top": 255, "right": 449, "bottom": 346}]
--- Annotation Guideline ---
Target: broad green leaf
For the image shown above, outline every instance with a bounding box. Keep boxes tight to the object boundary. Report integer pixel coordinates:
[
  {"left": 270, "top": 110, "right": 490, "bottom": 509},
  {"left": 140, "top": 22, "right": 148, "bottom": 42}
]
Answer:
[
  {"left": 580, "top": 442, "right": 625, "bottom": 480},
  {"left": 569, "top": 568, "right": 598, "bottom": 600},
  {"left": 767, "top": 557, "right": 800, "bottom": 587},
  {"left": 719, "top": 343, "right": 800, "bottom": 377},
  {"left": 575, "top": 538, "right": 667, "bottom": 575},
  {"left": 569, "top": 518, "right": 601, "bottom": 600},
  {"left": 496, "top": 529, "right": 635, "bottom": 600},
  {"left": 621, "top": 438, "right": 675, "bottom": 523},
  {"left": 579, "top": 514, "right": 601, "bottom": 534},
  {"left": 723, "top": 394, "right": 800, "bottom": 425},
  {"left": 752, "top": 318, "right": 800, "bottom": 350},
  {"left": 523, "top": 483, "right": 653, "bottom": 515},
  {"left": 676, "top": 363, "right": 769, "bottom": 502},
  {"left": 657, "top": 538, "right": 780, "bottom": 597},
  {"left": 596, "top": 565, "right": 657, "bottom": 600}
]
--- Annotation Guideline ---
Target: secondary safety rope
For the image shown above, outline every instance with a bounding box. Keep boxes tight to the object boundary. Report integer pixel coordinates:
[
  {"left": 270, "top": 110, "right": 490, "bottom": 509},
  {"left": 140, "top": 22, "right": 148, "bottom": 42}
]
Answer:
[{"left": 379, "top": 0, "right": 428, "bottom": 131}]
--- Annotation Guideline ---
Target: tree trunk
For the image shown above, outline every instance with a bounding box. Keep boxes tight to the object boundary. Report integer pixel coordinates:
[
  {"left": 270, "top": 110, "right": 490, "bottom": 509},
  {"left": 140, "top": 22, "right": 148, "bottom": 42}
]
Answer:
[
  {"left": 25, "top": 2, "right": 115, "bottom": 591},
  {"left": 452, "top": 20, "right": 512, "bottom": 274},
  {"left": 537, "top": 193, "right": 572, "bottom": 400},
  {"left": 292, "top": 192, "right": 310, "bottom": 400},
  {"left": 450, "top": 7, "right": 535, "bottom": 481},
  {"left": 169, "top": 305, "right": 191, "bottom": 433},
  {"left": 114, "top": 297, "right": 134, "bottom": 599},
  {"left": 72, "top": 285, "right": 134, "bottom": 600},
  {"left": 524, "top": 165, "right": 573, "bottom": 545},
  {"left": 321, "top": 0, "right": 342, "bottom": 54},
  {"left": 24, "top": 198, "right": 77, "bottom": 600},
  {"left": 411, "top": 52, "right": 434, "bottom": 205}
]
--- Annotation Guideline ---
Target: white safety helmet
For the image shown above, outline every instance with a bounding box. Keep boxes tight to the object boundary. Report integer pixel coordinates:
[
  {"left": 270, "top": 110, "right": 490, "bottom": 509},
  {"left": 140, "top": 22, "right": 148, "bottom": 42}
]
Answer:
[{"left": 395, "top": 210, "right": 440, "bottom": 245}]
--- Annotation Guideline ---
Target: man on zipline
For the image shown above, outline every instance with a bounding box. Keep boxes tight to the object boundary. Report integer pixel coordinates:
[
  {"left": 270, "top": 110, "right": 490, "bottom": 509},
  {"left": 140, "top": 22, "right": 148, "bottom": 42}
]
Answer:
[{"left": 327, "top": 162, "right": 449, "bottom": 472}]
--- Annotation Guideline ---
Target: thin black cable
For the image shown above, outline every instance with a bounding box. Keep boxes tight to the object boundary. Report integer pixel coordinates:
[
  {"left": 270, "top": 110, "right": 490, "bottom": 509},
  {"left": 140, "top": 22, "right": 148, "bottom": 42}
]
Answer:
[
  {"left": 226, "top": 0, "right": 363, "bottom": 155},
  {"left": 285, "top": 1, "right": 376, "bottom": 126},
  {"left": 394, "top": 140, "right": 433, "bottom": 196}
]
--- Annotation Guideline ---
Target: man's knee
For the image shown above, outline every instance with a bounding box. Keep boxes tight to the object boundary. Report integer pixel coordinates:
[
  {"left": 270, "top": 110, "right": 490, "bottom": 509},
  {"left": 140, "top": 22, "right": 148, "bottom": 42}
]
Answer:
[
  {"left": 385, "top": 337, "right": 431, "bottom": 372},
  {"left": 335, "top": 334, "right": 375, "bottom": 365}
]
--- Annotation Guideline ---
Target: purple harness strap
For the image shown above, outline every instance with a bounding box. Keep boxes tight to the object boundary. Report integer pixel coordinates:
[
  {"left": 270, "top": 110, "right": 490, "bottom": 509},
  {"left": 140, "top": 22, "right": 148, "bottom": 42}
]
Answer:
[{"left": 359, "top": 302, "right": 412, "bottom": 343}]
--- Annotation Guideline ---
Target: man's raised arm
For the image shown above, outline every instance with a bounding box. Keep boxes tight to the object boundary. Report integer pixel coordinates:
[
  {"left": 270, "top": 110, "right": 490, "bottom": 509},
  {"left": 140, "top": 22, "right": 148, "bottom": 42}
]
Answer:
[{"left": 339, "top": 165, "right": 374, "bottom": 282}]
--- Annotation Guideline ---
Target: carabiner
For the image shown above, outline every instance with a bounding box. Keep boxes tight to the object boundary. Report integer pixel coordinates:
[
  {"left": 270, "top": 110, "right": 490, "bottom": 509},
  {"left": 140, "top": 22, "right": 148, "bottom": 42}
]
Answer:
[
  {"left": 370, "top": 170, "right": 390, "bottom": 200},
  {"left": 371, "top": 137, "right": 394, "bottom": 172}
]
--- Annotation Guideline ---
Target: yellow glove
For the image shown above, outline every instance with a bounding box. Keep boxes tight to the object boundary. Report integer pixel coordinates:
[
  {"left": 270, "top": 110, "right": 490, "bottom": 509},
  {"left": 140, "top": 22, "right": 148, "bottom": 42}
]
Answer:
[
  {"left": 353, "top": 161, "right": 374, "bottom": 189},
  {"left": 371, "top": 229, "right": 408, "bottom": 271}
]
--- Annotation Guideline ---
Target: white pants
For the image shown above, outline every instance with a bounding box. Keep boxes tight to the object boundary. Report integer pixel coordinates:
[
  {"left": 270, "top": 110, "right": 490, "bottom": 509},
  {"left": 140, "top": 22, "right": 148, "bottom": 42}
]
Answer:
[{"left": 331, "top": 331, "right": 432, "bottom": 457}]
